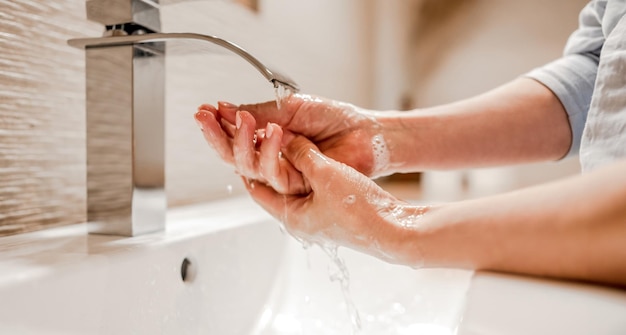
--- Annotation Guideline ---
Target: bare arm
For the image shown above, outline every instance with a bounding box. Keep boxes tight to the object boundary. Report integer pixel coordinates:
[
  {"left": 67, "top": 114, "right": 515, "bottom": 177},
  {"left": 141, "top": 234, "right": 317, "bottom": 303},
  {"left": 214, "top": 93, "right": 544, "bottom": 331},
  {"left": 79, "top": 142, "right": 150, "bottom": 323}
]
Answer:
[
  {"left": 242, "top": 134, "right": 626, "bottom": 286},
  {"left": 396, "top": 158, "right": 626, "bottom": 286},
  {"left": 380, "top": 77, "right": 572, "bottom": 172}
]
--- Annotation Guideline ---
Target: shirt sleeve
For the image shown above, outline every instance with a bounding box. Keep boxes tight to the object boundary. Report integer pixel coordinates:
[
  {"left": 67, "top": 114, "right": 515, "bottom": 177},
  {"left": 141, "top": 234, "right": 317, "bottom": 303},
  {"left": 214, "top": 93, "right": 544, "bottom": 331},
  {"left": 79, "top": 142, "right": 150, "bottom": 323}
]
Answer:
[{"left": 524, "top": 0, "right": 606, "bottom": 157}]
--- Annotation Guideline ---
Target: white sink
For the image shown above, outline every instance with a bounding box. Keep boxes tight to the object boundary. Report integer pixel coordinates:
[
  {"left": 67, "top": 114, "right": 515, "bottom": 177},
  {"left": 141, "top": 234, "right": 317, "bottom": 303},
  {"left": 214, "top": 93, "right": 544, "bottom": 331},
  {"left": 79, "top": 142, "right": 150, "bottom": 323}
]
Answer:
[
  {"left": 0, "top": 196, "right": 624, "bottom": 334},
  {"left": 0, "top": 198, "right": 284, "bottom": 334},
  {"left": 458, "top": 272, "right": 626, "bottom": 335},
  {"left": 253, "top": 239, "right": 472, "bottom": 335}
]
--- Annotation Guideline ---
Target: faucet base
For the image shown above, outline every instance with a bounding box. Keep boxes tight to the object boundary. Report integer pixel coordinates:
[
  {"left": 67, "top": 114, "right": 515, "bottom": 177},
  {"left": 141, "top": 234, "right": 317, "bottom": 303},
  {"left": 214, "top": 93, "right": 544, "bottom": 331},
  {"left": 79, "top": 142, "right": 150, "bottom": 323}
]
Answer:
[
  {"left": 88, "top": 189, "right": 166, "bottom": 236},
  {"left": 85, "top": 44, "right": 166, "bottom": 237}
]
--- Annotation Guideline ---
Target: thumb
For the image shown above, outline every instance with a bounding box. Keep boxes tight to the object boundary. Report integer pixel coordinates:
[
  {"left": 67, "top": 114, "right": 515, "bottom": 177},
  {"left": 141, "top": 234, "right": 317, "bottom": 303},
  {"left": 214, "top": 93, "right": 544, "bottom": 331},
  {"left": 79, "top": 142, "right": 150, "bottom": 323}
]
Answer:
[
  {"left": 239, "top": 100, "right": 293, "bottom": 128},
  {"left": 281, "top": 133, "right": 333, "bottom": 190}
]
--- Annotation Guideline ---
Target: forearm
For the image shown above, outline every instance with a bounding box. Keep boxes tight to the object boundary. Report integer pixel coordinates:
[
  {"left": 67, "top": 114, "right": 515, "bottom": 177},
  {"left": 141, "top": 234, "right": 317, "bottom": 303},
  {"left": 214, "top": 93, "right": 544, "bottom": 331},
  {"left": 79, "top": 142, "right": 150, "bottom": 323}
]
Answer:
[
  {"left": 399, "top": 159, "right": 626, "bottom": 286},
  {"left": 379, "top": 77, "right": 572, "bottom": 172}
]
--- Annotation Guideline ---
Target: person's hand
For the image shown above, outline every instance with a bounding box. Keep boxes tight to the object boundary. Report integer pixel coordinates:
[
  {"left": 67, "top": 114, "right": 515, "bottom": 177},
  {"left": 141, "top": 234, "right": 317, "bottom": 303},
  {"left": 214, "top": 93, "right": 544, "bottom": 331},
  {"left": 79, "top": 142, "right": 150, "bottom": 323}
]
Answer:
[
  {"left": 243, "top": 132, "right": 430, "bottom": 266},
  {"left": 195, "top": 103, "right": 309, "bottom": 194},
  {"left": 194, "top": 94, "right": 390, "bottom": 184}
]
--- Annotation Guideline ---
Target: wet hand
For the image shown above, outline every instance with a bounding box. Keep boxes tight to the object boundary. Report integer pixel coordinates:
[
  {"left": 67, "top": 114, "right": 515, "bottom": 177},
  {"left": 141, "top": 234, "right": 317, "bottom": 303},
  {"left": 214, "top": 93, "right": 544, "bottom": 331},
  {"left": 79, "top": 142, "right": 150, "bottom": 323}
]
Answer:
[
  {"left": 243, "top": 133, "right": 429, "bottom": 265},
  {"left": 195, "top": 94, "right": 389, "bottom": 180},
  {"left": 195, "top": 104, "right": 309, "bottom": 195}
]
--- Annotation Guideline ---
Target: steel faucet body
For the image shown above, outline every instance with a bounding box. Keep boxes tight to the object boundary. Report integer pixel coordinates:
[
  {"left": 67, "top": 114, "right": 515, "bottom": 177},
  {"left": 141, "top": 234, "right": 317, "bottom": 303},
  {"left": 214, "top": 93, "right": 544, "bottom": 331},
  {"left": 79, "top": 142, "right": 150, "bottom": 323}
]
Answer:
[{"left": 71, "top": 0, "right": 298, "bottom": 236}]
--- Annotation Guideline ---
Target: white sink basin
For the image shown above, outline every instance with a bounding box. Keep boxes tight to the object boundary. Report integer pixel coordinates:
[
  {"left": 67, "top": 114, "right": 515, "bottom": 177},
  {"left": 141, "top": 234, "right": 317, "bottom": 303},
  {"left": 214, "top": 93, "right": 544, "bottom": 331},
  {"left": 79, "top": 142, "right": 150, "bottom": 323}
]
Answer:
[
  {"left": 0, "top": 196, "right": 624, "bottom": 334},
  {"left": 458, "top": 272, "right": 626, "bottom": 335},
  {"left": 0, "top": 198, "right": 284, "bottom": 334},
  {"left": 253, "top": 239, "right": 472, "bottom": 335}
]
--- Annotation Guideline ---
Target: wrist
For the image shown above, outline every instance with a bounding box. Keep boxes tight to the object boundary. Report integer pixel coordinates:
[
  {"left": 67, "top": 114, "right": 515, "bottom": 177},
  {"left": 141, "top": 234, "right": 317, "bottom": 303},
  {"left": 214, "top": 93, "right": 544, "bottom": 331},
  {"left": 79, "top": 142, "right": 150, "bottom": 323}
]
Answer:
[
  {"left": 374, "top": 112, "right": 428, "bottom": 175},
  {"left": 370, "top": 198, "right": 432, "bottom": 267}
]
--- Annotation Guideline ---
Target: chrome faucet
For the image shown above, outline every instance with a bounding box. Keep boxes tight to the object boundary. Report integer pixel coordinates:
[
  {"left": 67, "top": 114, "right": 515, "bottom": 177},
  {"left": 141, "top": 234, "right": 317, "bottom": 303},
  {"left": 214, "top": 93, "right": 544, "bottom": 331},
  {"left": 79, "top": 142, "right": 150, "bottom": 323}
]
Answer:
[{"left": 69, "top": 0, "right": 299, "bottom": 236}]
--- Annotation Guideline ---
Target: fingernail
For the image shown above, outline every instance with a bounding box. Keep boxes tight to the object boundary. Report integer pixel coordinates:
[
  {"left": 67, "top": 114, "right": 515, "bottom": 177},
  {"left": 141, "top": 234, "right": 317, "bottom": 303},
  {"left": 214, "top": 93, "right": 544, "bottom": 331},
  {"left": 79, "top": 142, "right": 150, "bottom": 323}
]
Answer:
[
  {"left": 266, "top": 122, "right": 274, "bottom": 139},
  {"left": 219, "top": 101, "right": 238, "bottom": 110},
  {"left": 198, "top": 104, "right": 216, "bottom": 112},
  {"left": 194, "top": 111, "right": 208, "bottom": 128},
  {"left": 195, "top": 110, "right": 208, "bottom": 120},
  {"left": 235, "top": 111, "right": 242, "bottom": 129}
]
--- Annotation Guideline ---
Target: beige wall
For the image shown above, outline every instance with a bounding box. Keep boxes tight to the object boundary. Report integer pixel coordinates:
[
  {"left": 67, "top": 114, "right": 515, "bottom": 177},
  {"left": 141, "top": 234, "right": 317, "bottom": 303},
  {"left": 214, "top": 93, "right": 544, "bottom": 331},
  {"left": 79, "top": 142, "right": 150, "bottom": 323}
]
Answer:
[
  {"left": 412, "top": 0, "right": 590, "bottom": 199},
  {"left": 0, "top": 0, "right": 595, "bottom": 235},
  {"left": 413, "top": 0, "right": 588, "bottom": 105},
  {"left": 0, "top": 0, "right": 376, "bottom": 235}
]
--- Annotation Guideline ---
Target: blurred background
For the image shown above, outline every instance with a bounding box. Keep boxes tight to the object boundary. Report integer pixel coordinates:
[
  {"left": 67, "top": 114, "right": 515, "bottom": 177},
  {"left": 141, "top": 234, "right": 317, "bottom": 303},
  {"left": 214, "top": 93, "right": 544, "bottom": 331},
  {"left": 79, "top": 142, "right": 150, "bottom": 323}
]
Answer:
[{"left": 0, "top": 0, "right": 588, "bottom": 235}]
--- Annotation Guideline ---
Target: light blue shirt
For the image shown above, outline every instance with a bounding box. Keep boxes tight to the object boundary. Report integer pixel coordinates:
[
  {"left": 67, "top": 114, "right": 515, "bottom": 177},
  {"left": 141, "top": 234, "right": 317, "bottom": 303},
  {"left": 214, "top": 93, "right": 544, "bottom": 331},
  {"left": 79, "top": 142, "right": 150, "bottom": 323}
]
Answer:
[{"left": 526, "top": 0, "right": 626, "bottom": 172}]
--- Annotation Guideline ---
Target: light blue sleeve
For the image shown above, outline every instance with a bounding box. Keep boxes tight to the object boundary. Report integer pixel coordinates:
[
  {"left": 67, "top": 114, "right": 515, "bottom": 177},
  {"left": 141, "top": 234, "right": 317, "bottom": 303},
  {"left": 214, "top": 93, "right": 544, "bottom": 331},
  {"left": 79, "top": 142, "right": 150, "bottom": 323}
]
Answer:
[{"left": 525, "top": 0, "right": 606, "bottom": 157}]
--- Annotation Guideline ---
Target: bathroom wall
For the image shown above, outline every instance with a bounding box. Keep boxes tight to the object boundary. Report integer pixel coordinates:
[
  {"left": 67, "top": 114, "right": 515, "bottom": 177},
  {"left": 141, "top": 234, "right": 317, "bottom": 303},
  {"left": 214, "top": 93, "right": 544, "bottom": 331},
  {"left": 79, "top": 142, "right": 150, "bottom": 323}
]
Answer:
[
  {"left": 0, "top": 0, "right": 376, "bottom": 235},
  {"left": 411, "top": 0, "right": 590, "bottom": 200},
  {"left": 0, "top": 0, "right": 593, "bottom": 235},
  {"left": 0, "top": 1, "right": 100, "bottom": 235}
]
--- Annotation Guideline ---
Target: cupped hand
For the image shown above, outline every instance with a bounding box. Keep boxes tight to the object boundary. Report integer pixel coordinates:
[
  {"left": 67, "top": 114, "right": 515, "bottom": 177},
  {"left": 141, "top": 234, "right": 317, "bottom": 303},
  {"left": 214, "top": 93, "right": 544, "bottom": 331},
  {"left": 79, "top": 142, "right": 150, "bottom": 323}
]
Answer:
[
  {"left": 243, "top": 133, "right": 429, "bottom": 266},
  {"left": 195, "top": 94, "right": 389, "bottom": 183},
  {"left": 195, "top": 103, "right": 309, "bottom": 195}
]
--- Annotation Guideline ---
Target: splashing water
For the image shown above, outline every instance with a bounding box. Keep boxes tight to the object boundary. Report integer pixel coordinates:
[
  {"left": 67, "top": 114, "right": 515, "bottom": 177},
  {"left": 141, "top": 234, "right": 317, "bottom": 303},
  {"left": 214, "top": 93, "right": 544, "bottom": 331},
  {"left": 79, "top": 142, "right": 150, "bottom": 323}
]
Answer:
[
  {"left": 275, "top": 83, "right": 294, "bottom": 110},
  {"left": 271, "top": 86, "right": 364, "bottom": 333},
  {"left": 321, "top": 243, "right": 362, "bottom": 334},
  {"left": 278, "top": 197, "right": 362, "bottom": 333}
]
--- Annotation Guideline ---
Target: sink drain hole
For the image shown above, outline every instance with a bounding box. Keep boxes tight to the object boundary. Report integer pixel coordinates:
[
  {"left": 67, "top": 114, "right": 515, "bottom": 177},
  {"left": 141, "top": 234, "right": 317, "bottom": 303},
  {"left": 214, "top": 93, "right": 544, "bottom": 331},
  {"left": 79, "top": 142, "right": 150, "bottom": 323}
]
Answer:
[{"left": 181, "top": 257, "right": 194, "bottom": 283}]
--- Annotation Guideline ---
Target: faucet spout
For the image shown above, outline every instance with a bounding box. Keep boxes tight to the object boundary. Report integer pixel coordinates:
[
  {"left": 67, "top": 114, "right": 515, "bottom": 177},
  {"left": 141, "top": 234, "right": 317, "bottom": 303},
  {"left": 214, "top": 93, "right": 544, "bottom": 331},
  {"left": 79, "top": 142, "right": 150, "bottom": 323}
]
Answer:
[{"left": 68, "top": 33, "right": 300, "bottom": 92}]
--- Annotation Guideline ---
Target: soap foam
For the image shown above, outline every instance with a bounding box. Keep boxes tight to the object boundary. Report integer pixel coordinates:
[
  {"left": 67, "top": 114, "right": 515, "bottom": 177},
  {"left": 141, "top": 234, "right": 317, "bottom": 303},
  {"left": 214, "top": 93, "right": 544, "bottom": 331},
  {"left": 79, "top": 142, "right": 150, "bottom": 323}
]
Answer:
[{"left": 371, "top": 134, "right": 390, "bottom": 178}]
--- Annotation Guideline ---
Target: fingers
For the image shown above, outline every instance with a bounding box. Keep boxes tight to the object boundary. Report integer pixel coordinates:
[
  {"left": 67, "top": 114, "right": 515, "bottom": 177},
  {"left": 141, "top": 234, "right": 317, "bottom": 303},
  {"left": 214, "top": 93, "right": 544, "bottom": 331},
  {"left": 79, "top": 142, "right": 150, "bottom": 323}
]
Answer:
[
  {"left": 196, "top": 101, "right": 311, "bottom": 195},
  {"left": 233, "top": 110, "right": 259, "bottom": 178},
  {"left": 259, "top": 122, "right": 283, "bottom": 188},
  {"left": 198, "top": 103, "right": 218, "bottom": 118},
  {"left": 220, "top": 117, "right": 236, "bottom": 138},
  {"left": 239, "top": 99, "right": 294, "bottom": 128},
  {"left": 217, "top": 101, "right": 238, "bottom": 124},
  {"left": 195, "top": 108, "right": 234, "bottom": 164},
  {"left": 217, "top": 101, "right": 279, "bottom": 137},
  {"left": 218, "top": 100, "right": 285, "bottom": 129},
  {"left": 257, "top": 124, "right": 309, "bottom": 194}
]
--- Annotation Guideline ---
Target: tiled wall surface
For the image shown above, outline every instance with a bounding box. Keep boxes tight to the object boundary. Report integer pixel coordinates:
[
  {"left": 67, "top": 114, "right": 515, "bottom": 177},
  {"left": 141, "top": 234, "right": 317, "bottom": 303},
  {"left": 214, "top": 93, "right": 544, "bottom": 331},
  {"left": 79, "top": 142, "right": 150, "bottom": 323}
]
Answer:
[
  {"left": 0, "top": 0, "right": 375, "bottom": 235},
  {"left": 0, "top": 1, "right": 100, "bottom": 235}
]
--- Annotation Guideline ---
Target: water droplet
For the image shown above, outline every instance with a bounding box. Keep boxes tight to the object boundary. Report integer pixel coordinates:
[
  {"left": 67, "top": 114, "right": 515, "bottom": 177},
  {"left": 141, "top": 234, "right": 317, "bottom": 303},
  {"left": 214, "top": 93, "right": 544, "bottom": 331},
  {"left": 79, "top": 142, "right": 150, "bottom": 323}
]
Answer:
[{"left": 343, "top": 194, "right": 356, "bottom": 205}]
